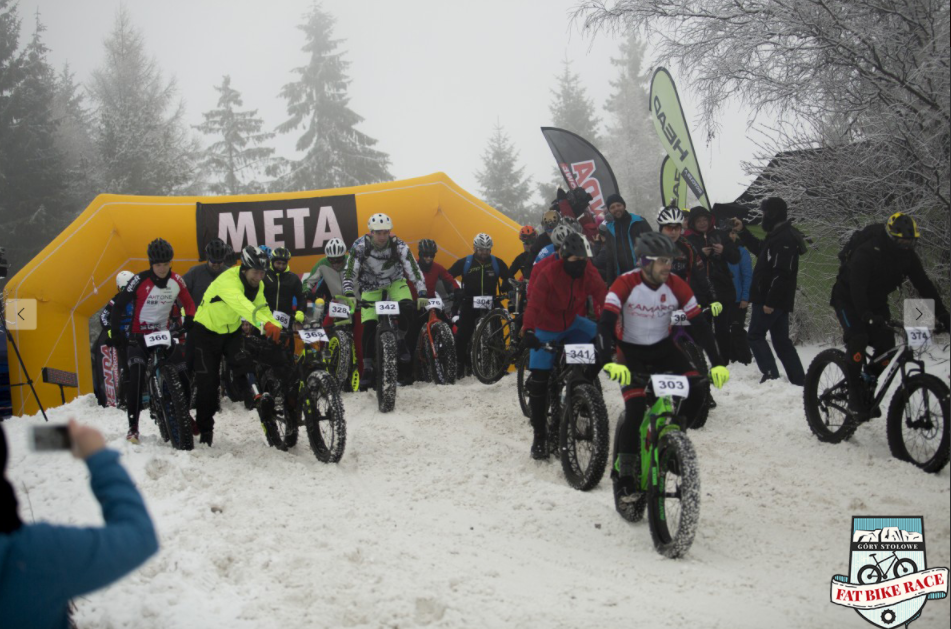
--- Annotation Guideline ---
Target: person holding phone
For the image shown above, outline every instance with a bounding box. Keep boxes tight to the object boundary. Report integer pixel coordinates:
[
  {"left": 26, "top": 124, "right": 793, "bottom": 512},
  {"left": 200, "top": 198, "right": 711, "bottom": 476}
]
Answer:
[{"left": 0, "top": 420, "right": 159, "bottom": 627}]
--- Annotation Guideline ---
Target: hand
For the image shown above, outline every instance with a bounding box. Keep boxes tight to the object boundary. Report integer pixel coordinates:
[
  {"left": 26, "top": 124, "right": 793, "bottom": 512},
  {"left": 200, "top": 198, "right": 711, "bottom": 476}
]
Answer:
[
  {"left": 183, "top": 315, "right": 194, "bottom": 330},
  {"left": 294, "top": 311, "right": 305, "bottom": 323},
  {"left": 864, "top": 312, "right": 885, "bottom": 329},
  {"left": 709, "top": 365, "right": 730, "bottom": 389},
  {"left": 762, "top": 305, "right": 774, "bottom": 315},
  {"left": 340, "top": 293, "right": 357, "bottom": 311},
  {"left": 602, "top": 363, "right": 631, "bottom": 386},
  {"left": 417, "top": 298, "right": 430, "bottom": 310},
  {"left": 730, "top": 217, "right": 744, "bottom": 232},
  {"left": 68, "top": 419, "right": 106, "bottom": 460},
  {"left": 710, "top": 302, "right": 723, "bottom": 317},
  {"left": 522, "top": 330, "right": 542, "bottom": 350},
  {"left": 264, "top": 322, "right": 282, "bottom": 343},
  {"left": 711, "top": 243, "right": 724, "bottom": 255},
  {"left": 702, "top": 247, "right": 713, "bottom": 256},
  {"left": 418, "top": 290, "right": 428, "bottom": 300},
  {"left": 739, "top": 300, "right": 749, "bottom": 310}
]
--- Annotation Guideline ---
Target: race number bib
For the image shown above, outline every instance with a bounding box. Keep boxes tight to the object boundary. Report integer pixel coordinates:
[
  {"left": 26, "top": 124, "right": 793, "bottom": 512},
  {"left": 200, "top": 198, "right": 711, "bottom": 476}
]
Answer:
[
  {"left": 144, "top": 331, "right": 171, "bottom": 347},
  {"left": 426, "top": 296, "right": 444, "bottom": 311},
  {"left": 299, "top": 328, "right": 329, "bottom": 344},
  {"left": 565, "top": 344, "right": 596, "bottom": 364},
  {"left": 473, "top": 295, "right": 493, "bottom": 310},
  {"left": 273, "top": 311, "right": 291, "bottom": 327},
  {"left": 651, "top": 374, "right": 690, "bottom": 397},
  {"left": 905, "top": 327, "right": 931, "bottom": 348},
  {"left": 670, "top": 310, "right": 689, "bottom": 326},
  {"left": 329, "top": 301, "right": 351, "bottom": 319},
  {"left": 375, "top": 301, "right": 399, "bottom": 316}
]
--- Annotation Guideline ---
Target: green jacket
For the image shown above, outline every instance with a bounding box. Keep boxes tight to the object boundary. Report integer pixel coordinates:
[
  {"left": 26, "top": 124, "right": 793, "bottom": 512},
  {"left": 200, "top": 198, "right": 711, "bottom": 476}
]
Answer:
[{"left": 195, "top": 266, "right": 281, "bottom": 334}]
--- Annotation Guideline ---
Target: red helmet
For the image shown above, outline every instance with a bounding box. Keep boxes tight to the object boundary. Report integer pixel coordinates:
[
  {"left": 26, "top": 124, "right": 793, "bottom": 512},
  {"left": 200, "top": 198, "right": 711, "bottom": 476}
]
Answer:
[{"left": 519, "top": 225, "right": 537, "bottom": 243}]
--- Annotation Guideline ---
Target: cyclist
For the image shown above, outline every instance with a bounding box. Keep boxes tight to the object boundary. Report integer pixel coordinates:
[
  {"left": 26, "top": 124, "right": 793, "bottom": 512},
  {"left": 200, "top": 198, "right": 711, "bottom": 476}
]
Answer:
[
  {"left": 830, "top": 212, "right": 949, "bottom": 417},
  {"left": 596, "top": 233, "right": 730, "bottom": 519},
  {"left": 190, "top": 245, "right": 284, "bottom": 446},
  {"left": 534, "top": 216, "right": 582, "bottom": 264},
  {"left": 305, "top": 237, "right": 349, "bottom": 305},
  {"left": 109, "top": 239, "right": 196, "bottom": 444},
  {"left": 182, "top": 238, "right": 230, "bottom": 308},
  {"left": 263, "top": 246, "right": 306, "bottom": 327},
  {"left": 413, "top": 238, "right": 459, "bottom": 300},
  {"left": 509, "top": 226, "right": 538, "bottom": 280},
  {"left": 527, "top": 223, "right": 578, "bottom": 298},
  {"left": 529, "top": 209, "right": 562, "bottom": 264},
  {"left": 522, "top": 232, "right": 607, "bottom": 459},
  {"left": 448, "top": 233, "right": 511, "bottom": 377},
  {"left": 342, "top": 213, "right": 428, "bottom": 388}
]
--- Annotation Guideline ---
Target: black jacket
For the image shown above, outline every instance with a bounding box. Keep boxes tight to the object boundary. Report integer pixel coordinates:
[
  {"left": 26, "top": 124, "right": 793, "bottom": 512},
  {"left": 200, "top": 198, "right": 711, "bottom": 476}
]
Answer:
[
  {"left": 685, "top": 214, "right": 740, "bottom": 302},
  {"left": 831, "top": 224, "right": 948, "bottom": 331},
  {"left": 672, "top": 237, "right": 716, "bottom": 307},
  {"left": 509, "top": 251, "right": 534, "bottom": 280},
  {"left": 738, "top": 221, "right": 807, "bottom": 312},
  {"left": 263, "top": 268, "right": 305, "bottom": 317},
  {"left": 182, "top": 262, "right": 226, "bottom": 308},
  {"left": 448, "top": 255, "right": 510, "bottom": 298}
]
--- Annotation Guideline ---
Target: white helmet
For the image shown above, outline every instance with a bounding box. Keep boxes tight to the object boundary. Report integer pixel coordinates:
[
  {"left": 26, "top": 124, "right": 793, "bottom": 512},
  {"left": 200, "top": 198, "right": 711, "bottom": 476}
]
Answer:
[
  {"left": 551, "top": 224, "right": 573, "bottom": 247},
  {"left": 116, "top": 270, "right": 135, "bottom": 291},
  {"left": 473, "top": 233, "right": 493, "bottom": 249},
  {"left": 657, "top": 206, "right": 685, "bottom": 226},
  {"left": 562, "top": 216, "right": 583, "bottom": 234},
  {"left": 368, "top": 213, "right": 393, "bottom": 231},
  {"left": 325, "top": 238, "right": 347, "bottom": 257}
]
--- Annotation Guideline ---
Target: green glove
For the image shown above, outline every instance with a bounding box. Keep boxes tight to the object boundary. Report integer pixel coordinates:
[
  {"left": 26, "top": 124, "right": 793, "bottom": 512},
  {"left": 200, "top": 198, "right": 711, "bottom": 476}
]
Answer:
[
  {"left": 338, "top": 293, "right": 356, "bottom": 311},
  {"left": 602, "top": 363, "right": 631, "bottom": 386},
  {"left": 417, "top": 297, "right": 430, "bottom": 310},
  {"left": 294, "top": 310, "right": 305, "bottom": 323},
  {"left": 710, "top": 302, "right": 723, "bottom": 317},
  {"left": 709, "top": 365, "right": 730, "bottom": 389}
]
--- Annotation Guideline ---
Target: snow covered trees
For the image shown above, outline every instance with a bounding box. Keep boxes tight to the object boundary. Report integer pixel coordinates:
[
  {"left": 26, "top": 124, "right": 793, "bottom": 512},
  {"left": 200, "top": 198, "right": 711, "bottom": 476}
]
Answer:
[
  {"left": 274, "top": 4, "right": 391, "bottom": 191},
  {"left": 197, "top": 76, "right": 275, "bottom": 196},
  {"left": 476, "top": 123, "right": 535, "bottom": 224}
]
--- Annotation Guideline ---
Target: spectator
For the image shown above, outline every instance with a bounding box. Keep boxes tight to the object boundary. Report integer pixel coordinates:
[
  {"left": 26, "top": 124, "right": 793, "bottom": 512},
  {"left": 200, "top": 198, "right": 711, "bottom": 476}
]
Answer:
[
  {"left": 727, "top": 228, "right": 753, "bottom": 365},
  {"left": 732, "top": 197, "right": 807, "bottom": 385},
  {"left": 0, "top": 420, "right": 159, "bottom": 628},
  {"left": 600, "top": 193, "right": 653, "bottom": 285}
]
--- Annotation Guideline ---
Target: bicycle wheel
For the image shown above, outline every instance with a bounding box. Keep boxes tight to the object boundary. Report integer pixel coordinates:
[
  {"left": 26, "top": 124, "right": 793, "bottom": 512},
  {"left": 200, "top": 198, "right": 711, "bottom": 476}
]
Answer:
[
  {"left": 676, "top": 338, "right": 710, "bottom": 429},
  {"left": 159, "top": 364, "right": 194, "bottom": 451},
  {"left": 376, "top": 329, "right": 398, "bottom": 413},
  {"left": 414, "top": 330, "right": 434, "bottom": 383},
  {"left": 893, "top": 557, "right": 917, "bottom": 578},
  {"left": 516, "top": 351, "right": 530, "bottom": 418},
  {"left": 857, "top": 564, "right": 883, "bottom": 585},
  {"left": 470, "top": 309, "right": 514, "bottom": 384},
  {"left": 803, "top": 349, "right": 859, "bottom": 443},
  {"left": 149, "top": 373, "right": 170, "bottom": 443},
  {"left": 260, "top": 371, "right": 291, "bottom": 451},
  {"left": 430, "top": 321, "right": 457, "bottom": 385},
  {"left": 547, "top": 375, "right": 564, "bottom": 456},
  {"left": 648, "top": 431, "right": 700, "bottom": 558},
  {"left": 886, "top": 373, "right": 950, "bottom": 473},
  {"left": 303, "top": 371, "right": 347, "bottom": 463},
  {"left": 327, "top": 329, "right": 353, "bottom": 390},
  {"left": 559, "top": 384, "right": 610, "bottom": 491}
]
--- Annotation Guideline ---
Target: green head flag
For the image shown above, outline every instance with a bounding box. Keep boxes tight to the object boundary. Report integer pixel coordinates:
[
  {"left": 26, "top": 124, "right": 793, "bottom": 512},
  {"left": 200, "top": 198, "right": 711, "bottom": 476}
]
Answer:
[
  {"left": 660, "top": 154, "right": 688, "bottom": 209},
  {"left": 649, "top": 67, "right": 710, "bottom": 209}
]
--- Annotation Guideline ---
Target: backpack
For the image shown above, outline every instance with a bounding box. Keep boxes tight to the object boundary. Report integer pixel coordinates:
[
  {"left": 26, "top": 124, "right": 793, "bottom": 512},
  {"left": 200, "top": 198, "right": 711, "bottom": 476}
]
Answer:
[{"left": 462, "top": 255, "right": 500, "bottom": 276}]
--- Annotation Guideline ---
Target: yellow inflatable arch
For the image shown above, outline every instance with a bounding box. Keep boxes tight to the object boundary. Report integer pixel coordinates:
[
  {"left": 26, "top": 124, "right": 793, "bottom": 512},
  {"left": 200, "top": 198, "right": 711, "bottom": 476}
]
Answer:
[{"left": 5, "top": 172, "right": 521, "bottom": 416}]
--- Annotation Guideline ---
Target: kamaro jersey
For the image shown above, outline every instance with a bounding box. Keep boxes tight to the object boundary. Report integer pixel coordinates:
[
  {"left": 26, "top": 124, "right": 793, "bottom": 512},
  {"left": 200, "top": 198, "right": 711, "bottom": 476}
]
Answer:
[
  {"left": 342, "top": 235, "right": 425, "bottom": 294},
  {"left": 604, "top": 269, "right": 701, "bottom": 345}
]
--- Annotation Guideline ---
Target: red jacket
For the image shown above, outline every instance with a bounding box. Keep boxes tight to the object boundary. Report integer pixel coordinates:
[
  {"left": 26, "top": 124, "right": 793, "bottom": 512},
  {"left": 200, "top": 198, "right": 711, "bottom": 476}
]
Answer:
[
  {"left": 409, "top": 262, "right": 459, "bottom": 299},
  {"left": 523, "top": 257, "right": 606, "bottom": 333}
]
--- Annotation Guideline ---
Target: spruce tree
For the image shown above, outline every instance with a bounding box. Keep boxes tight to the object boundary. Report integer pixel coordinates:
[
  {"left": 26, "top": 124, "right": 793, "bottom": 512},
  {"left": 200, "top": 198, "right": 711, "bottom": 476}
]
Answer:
[
  {"left": 475, "top": 122, "right": 534, "bottom": 224},
  {"left": 89, "top": 6, "right": 196, "bottom": 195},
  {"left": 275, "top": 4, "right": 391, "bottom": 191},
  {"left": 197, "top": 75, "right": 275, "bottom": 195},
  {"left": 603, "top": 32, "right": 661, "bottom": 215},
  {"left": 52, "top": 63, "right": 99, "bottom": 210}
]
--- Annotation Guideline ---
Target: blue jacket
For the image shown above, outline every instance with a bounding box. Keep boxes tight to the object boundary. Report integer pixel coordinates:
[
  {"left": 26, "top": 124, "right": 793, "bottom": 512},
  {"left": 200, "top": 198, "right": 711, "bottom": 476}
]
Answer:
[
  {"left": 729, "top": 245, "right": 753, "bottom": 303},
  {"left": 534, "top": 244, "right": 556, "bottom": 264},
  {"left": 602, "top": 211, "right": 652, "bottom": 285},
  {"left": 0, "top": 449, "right": 159, "bottom": 629}
]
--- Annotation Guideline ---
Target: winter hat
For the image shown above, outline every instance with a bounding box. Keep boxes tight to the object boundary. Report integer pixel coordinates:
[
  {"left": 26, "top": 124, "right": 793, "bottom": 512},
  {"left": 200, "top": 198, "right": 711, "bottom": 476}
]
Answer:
[
  {"left": 605, "top": 193, "right": 626, "bottom": 209},
  {"left": 1, "top": 423, "right": 23, "bottom": 534},
  {"left": 686, "top": 205, "right": 712, "bottom": 230}
]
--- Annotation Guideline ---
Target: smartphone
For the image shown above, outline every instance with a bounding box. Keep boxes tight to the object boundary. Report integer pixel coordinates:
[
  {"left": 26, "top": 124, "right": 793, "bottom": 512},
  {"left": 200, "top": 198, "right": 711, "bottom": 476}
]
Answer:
[{"left": 30, "top": 424, "right": 72, "bottom": 451}]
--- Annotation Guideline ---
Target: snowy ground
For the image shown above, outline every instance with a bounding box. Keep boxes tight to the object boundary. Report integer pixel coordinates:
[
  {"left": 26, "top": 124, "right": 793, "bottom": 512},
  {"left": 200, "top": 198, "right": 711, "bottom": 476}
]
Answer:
[{"left": 5, "top": 343, "right": 950, "bottom": 629}]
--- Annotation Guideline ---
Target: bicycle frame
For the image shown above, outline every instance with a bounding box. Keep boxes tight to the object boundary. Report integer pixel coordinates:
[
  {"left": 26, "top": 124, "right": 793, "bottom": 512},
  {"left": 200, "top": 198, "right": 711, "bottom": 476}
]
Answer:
[
  {"left": 865, "top": 326, "right": 925, "bottom": 412},
  {"left": 637, "top": 389, "right": 686, "bottom": 493}
]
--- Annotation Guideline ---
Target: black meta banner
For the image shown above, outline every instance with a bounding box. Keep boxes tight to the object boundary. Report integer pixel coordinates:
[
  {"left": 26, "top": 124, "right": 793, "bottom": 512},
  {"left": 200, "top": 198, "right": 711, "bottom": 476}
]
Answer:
[{"left": 195, "top": 194, "right": 358, "bottom": 260}]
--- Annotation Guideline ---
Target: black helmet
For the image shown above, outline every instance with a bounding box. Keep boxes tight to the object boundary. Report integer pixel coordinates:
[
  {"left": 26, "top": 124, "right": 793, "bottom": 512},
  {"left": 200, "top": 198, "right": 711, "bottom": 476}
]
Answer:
[
  {"left": 147, "top": 238, "right": 174, "bottom": 264},
  {"left": 418, "top": 239, "right": 437, "bottom": 257},
  {"left": 271, "top": 246, "right": 292, "bottom": 262},
  {"left": 205, "top": 238, "right": 229, "bottom": 263},
  {"left": 560, "top": 232, "right": 591, "bottom": 259},
  {"left": 886, "top": 212, "right": 919, "bottom": 240},
  {"left": 240, "top": 245, "right": 269, "bottom": 271},
  {"left": 634, "top": 232, "right": 680, "bottom": 259}
]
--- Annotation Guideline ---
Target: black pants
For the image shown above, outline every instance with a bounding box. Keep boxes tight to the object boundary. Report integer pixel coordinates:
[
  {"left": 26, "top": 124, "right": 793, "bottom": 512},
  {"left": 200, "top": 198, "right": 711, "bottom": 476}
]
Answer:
[
  {"left": 191, "top": 324, "right": 253, "bottom": 433},
  {"left": 713, "top": 300, "right": 735, "bottom": 364},
  {"left": 730, "top": 304, "right": 752, "bottom": 365},
  {"left": 125, "top": 336, "right": 188, "bottom": 430},
  {"left": 613, "top": 338, "right": 705, "bottom": 461},
  {"left": 831, "top": 298, "right": 895, "bottom": 379},
  {"left": 361, "top": 299, "right": 419, "bottom": 364}
]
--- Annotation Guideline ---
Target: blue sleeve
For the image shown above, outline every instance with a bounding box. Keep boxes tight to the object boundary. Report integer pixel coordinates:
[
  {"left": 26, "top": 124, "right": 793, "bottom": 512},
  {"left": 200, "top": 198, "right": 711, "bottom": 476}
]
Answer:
[
  {"left": 9, "top": 449, "right": 159, "bottom": 601},
  {"left": 740, "top": 248, "right": 752, "bottom": 301}
]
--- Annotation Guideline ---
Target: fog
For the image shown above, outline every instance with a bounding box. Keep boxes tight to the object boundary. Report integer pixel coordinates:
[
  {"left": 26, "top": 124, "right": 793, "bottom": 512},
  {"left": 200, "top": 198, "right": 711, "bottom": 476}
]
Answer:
[{"left": 18, "top": 0, "right": 762, "bottom": 207}]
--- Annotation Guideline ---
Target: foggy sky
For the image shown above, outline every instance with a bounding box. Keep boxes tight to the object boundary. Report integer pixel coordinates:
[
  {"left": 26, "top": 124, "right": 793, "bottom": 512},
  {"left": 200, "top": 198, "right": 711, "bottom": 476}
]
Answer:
[{"left": 17, "top": 0, "right": 763, "bottom": 212}]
